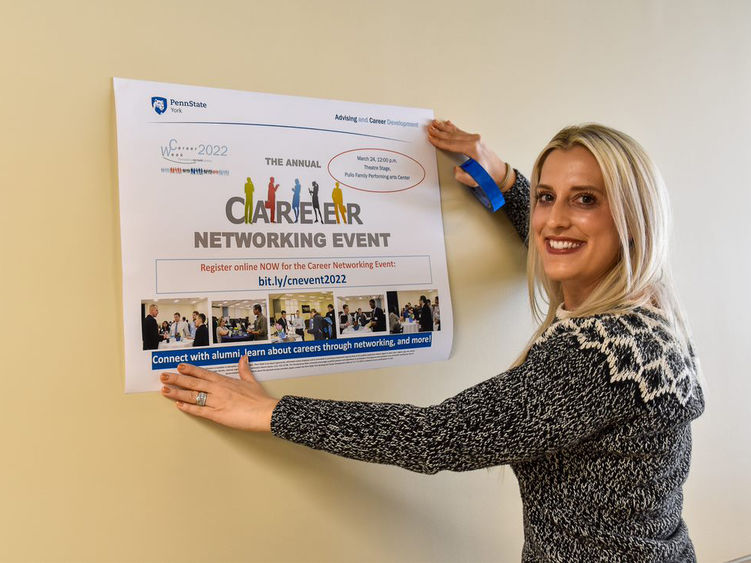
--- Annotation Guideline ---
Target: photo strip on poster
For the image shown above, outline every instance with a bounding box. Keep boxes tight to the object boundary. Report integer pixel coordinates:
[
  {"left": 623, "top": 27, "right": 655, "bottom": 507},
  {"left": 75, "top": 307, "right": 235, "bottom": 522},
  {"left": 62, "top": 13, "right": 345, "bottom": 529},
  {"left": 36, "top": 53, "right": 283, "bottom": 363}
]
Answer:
[{"left": 115, "top": 78, "right": 452, "bottom": 392}]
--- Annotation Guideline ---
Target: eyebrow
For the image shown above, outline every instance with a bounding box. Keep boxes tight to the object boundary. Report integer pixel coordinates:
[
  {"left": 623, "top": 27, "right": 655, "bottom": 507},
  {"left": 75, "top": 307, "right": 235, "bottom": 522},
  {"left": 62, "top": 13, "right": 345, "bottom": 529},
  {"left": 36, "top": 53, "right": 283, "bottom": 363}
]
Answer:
[{"left": 535, "top": 184, "right": 604, "bottom": 193}]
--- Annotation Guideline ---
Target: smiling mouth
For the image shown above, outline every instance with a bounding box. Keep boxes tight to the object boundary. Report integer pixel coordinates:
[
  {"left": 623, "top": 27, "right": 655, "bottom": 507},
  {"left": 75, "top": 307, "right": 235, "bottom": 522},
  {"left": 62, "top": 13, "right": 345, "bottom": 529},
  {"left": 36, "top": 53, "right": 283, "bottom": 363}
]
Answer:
[{"left": 546, "top": 238, "right": 585, "bottom": 253}]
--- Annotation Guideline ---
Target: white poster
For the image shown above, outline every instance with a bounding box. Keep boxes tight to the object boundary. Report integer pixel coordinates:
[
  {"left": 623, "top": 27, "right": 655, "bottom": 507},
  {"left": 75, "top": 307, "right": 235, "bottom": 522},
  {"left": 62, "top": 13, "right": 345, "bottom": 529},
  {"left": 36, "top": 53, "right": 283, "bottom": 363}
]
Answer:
[{"left": 114, "top": 78, "right": 452, "bottom": 393}]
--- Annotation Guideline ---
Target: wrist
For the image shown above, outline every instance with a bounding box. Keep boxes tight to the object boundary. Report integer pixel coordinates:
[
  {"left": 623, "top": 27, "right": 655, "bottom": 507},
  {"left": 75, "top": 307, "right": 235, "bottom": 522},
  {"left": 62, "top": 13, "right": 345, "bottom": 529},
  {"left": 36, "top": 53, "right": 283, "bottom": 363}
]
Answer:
[
  {"left": 487, "top": 159, "right": 514, "bottom": 193},
  {"left": 498, "top": 164, "right": 516, "bottom": 193},
  {"left": 263, "top": 397, "right": 280, "bottom": 432},
  {"left": 474, "top": 144, "right": 514, "bottom": 193}
]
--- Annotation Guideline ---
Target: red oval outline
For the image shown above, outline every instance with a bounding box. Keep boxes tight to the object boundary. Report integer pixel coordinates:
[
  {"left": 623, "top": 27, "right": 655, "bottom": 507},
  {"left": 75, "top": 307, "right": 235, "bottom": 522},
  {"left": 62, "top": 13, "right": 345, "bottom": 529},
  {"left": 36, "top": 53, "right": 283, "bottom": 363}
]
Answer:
[{"left": 327, "top": 148, "right": 426, "bottom": 193}]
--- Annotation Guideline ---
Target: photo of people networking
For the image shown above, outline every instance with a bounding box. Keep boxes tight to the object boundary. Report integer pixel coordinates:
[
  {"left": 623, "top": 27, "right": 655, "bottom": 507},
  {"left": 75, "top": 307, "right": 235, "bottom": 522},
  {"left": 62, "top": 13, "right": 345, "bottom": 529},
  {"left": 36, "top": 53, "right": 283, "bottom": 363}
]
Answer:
[
  {"left": 385, "top": 289, "right": 440, "bottom": 334},
  {"left": 210, "top": 300, "right": 270, "bottom": 344},
  {"left": 267, "top": 292, "right": 336, "bottom": 342},
  {"left": 140, "top": 298, "right": 211, "bottom": 350},
  {"left": 335, "top": 294, "right": 388, "bottom": 338}
]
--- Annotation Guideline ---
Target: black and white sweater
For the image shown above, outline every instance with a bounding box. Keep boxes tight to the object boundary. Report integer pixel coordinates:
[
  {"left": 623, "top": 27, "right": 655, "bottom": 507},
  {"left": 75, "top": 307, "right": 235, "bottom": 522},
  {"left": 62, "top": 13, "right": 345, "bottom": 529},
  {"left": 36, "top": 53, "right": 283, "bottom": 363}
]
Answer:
[{"left": 271, "top": 172, "right": 705, "bottom": 562}]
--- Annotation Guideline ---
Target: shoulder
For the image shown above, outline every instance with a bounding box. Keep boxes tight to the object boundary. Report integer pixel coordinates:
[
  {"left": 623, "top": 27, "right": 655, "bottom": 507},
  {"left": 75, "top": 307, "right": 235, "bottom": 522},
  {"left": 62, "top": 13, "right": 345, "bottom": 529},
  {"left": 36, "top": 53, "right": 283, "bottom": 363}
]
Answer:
[{"left": 532, "top": 305, "right": 701, "bottom": 407}]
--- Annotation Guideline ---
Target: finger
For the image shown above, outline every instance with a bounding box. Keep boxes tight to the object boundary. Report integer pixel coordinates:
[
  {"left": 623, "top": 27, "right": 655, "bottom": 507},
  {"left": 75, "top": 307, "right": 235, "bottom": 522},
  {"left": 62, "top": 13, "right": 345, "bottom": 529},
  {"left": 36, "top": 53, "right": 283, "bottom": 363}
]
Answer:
[
  {"left": 454, "top": 166, "right": 479, "bottom": 187},
  {"left": 162, "top": 386, "right": 213, "bottom": 407},
  {"left": 175, "top": 400, "right": 216, "bottom": 420},
  {"left": 237, "top": 355, "right": 257, "bottom": 383},
  {"left": 429, "top": 121, "right": 476, "bottom": 141},
  {"left": 160, "top": 371, "right": 212, "bottom": 392},
  {"left": 427, "top": 124, "right": 470, "bottom": 143},
  {"left": 176, "top": 363, "right": 222, "bottom": 382},
  {"left": 433, "top": 119, "right": 462, "bottom": 134},
  {"left": 428, "top": 130, "right": 479, "bottom": 155}
]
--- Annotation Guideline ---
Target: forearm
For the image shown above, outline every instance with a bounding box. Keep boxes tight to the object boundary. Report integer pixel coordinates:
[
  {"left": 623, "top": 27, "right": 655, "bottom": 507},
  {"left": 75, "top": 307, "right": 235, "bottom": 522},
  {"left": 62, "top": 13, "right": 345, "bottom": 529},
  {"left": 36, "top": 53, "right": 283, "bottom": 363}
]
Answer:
[{"left": 271, "top": 395, "right": 485, "bottom": 474}]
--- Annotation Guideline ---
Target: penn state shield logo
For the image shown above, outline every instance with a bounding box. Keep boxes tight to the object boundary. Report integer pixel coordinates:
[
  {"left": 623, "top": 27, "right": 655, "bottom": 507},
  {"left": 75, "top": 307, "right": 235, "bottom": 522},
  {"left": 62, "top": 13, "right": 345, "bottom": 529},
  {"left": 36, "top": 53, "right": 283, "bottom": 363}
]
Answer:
[{"left": 151, "top": 96, "right": 168, "bottom": 115}]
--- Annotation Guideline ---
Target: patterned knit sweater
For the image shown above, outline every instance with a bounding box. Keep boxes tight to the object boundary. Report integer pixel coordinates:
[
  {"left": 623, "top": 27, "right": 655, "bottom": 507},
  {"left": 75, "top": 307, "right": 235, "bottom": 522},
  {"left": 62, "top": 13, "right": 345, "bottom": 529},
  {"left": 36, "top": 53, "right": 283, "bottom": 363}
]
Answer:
[{"left": 271, "top": 172, "right": 705, "bottom": 562}]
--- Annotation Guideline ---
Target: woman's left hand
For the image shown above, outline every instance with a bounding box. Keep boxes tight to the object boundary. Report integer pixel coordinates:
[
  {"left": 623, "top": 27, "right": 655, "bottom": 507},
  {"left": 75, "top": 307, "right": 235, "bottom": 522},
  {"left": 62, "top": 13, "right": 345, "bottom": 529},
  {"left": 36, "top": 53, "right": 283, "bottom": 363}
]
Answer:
[{"left": 160, "top": 356, "right": 279, "bottom": 432}]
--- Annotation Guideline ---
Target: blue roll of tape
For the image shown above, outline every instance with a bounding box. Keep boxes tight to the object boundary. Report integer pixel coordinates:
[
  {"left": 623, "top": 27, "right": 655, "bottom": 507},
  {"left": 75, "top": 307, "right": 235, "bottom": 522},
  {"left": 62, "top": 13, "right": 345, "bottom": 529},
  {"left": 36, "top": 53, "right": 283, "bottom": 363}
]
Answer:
[{"left": 459, "top": 158, "right": 506, "bottom": 212}]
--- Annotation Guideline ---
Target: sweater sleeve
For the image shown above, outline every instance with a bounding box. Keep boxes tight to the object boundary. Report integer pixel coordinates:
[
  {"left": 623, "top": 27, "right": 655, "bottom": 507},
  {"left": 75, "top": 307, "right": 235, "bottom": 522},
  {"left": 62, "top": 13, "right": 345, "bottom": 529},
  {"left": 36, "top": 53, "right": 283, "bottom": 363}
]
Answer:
[
  {"left": 502, "top": 169, "right": 530, "bottom": 244},
  {"left": 270, "top": 331, "right": 641, "bottom": 474}
]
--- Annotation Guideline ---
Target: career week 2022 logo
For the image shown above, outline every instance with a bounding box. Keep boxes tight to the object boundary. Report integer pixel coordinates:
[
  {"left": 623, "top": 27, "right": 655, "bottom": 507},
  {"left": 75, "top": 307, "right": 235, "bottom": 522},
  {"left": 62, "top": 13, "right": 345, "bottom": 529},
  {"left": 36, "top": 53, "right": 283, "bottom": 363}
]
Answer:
[
  {"left": 152, "top": 93, "right": 231, "bottom": 176},
  {"left": 151, "top": 95, "right": 207, "bottom": 115}
]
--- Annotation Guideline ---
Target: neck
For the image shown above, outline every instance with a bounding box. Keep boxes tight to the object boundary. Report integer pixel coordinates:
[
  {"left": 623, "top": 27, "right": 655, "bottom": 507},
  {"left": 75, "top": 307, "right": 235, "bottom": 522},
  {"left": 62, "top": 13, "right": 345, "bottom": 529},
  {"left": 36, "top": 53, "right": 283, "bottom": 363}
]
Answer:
[{"left": 562, "top": 277, "right": 604, "bottom": 311}]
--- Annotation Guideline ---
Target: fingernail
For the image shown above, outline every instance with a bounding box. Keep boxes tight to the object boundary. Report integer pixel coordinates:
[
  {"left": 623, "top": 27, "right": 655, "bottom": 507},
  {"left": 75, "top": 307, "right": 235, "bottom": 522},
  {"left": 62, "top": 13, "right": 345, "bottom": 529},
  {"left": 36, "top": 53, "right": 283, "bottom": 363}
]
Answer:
[
  {"left": 162, "top": 386, "right": 170, "bottom": 393},
  {"left": 176, "top": 401, "right": 184, "bottom": 408},
  {"left": 160, "top": 373, "right": 168, "bottom": 381}
]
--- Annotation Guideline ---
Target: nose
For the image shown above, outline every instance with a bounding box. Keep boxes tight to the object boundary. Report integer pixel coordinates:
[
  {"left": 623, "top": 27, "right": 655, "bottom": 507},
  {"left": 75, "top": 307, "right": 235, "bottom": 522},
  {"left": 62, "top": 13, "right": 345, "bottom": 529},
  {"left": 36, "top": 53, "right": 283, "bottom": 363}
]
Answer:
[{"left": 546, "top": 198, "right": 571, "bottom": 230}]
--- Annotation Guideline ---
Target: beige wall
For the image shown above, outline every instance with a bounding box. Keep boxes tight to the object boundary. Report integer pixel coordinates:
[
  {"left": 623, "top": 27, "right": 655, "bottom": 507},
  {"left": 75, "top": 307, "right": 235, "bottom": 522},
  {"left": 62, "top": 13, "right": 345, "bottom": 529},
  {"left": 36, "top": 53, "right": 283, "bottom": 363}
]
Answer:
[{"left": 2, "top": 1, "right": 749, "bottom": 561}]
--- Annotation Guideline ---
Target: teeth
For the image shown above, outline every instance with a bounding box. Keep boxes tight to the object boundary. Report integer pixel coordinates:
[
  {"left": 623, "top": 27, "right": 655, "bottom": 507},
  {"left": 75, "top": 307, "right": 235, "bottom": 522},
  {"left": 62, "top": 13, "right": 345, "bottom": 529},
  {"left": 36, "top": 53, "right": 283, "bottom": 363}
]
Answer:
[{"left": 548, "top": 239, "right": 583, "bottom": 249}]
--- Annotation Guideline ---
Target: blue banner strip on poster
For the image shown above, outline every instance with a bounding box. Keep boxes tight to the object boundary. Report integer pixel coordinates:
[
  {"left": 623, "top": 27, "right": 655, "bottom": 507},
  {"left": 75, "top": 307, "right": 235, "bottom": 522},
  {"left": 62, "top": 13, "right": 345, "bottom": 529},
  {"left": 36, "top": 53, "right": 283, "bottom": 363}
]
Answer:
[
  {"left": 151, "top": 333, "right": 433, "bottom": 370},
  {"left": 460, "top": 158, "right": 506, "bottom": 212}
]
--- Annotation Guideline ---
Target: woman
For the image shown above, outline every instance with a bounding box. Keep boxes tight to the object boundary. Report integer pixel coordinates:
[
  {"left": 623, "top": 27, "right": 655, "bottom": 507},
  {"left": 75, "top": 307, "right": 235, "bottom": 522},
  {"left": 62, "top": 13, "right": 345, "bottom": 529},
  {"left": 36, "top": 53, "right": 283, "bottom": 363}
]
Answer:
[
  {"left": 216, "top": 317, "right": 229, "bottom": 343},
  {"left": 389, "top": 310, "right": 402, "bottom": 334},
  {"left": 291, "top": 311, "right": 305, "bottom": 338},
  {"left": 160, "top": 121, "right": 703, "bottom": 561}
]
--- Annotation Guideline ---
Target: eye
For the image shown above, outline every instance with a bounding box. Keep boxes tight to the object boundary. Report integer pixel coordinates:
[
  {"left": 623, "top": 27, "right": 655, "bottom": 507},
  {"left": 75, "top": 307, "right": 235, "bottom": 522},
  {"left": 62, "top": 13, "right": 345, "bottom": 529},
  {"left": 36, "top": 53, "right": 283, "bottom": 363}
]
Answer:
[
  {"left": 576, "top": 192, "right": 597, "bottom": 206},
  {"left": 535, "top": 191, "right": 554, "bottom": 204}
]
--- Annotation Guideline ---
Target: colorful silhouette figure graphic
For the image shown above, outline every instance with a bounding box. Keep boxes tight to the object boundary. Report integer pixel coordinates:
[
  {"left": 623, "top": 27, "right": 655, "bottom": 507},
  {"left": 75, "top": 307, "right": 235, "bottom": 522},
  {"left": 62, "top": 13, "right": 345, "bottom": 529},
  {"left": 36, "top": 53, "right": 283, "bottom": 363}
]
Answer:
[
  {"left": 310, "top": 180, "right": 323, "bottom": 223},
  {"left": 292, "top": 178, "right": 302, "bottom": 222},
  {"left": 332, "top": 181, "right": 347, "bottom": 224},
  {"left": 244, "top": 177, "right": 254, "bottom": 224},
  {"left": 265, "top": 176, "right": 279, "bottom": 222}
]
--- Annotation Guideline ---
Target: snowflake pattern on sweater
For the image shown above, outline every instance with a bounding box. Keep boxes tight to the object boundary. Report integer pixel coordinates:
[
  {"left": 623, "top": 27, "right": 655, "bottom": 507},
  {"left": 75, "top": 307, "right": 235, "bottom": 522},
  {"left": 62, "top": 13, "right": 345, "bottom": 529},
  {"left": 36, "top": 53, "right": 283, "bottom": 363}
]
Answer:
[{"left": 545, "top": 304, "right": 698, "bottom": 405}]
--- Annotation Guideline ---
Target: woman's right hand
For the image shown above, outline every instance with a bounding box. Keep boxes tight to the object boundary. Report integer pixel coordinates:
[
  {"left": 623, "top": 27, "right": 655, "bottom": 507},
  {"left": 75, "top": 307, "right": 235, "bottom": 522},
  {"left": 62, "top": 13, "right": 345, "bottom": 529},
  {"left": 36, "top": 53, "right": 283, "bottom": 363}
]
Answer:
[{"left": 427, "top": 119, "right": 514, "bottom": 192}]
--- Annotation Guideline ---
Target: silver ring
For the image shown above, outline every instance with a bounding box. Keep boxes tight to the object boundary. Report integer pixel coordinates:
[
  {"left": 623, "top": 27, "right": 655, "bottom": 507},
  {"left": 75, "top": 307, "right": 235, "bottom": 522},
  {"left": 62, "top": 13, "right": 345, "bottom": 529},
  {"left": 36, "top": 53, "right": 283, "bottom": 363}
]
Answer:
[{"left": 196, "top": 391, "right": 208, "bottom": 407}]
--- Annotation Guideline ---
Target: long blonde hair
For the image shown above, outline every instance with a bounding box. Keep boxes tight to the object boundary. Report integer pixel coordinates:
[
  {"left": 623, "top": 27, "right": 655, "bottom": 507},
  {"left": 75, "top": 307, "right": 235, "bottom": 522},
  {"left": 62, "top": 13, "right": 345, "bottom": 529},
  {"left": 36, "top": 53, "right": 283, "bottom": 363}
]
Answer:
[{"left": 514, "top": 124, "right": 692, "bottom": 365}]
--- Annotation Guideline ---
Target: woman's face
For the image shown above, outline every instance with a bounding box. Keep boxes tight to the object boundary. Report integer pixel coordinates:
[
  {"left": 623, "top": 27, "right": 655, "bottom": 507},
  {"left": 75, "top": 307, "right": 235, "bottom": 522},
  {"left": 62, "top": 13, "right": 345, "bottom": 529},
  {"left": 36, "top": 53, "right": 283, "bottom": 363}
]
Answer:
[{"left": 531, "top": 146, "right": 621, "bottom": 308}]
